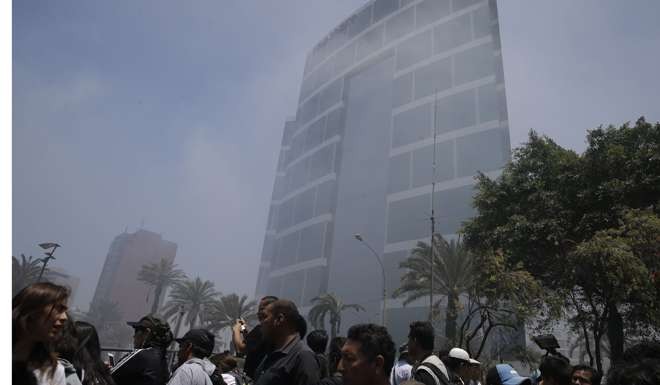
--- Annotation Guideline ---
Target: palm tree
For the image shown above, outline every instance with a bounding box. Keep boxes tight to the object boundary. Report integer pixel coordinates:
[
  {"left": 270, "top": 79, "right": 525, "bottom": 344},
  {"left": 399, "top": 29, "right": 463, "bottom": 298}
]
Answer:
[
  {"left": 206, "top": 294, "right": 258, "bottom": 333},
  {"left": 162, "top": 277, "right": 219, "bottom": 328},
  {"left": 308, "top": 293, "right": 365, "bottom": 339},
  {"left": 12, "top": 254, "right": 44, "bottom": 296},
  {"left": 393, "top": 234, "right": 475, "bottom": 345},
  {"left": 137, "top": 257, "right": 187, "bottom": 314}
]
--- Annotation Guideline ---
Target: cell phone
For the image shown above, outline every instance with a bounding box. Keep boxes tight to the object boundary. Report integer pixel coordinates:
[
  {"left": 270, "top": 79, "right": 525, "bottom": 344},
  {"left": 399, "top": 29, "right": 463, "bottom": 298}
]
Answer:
[{"left": 108, "top": 353, "right": 115, "bottom": 366}]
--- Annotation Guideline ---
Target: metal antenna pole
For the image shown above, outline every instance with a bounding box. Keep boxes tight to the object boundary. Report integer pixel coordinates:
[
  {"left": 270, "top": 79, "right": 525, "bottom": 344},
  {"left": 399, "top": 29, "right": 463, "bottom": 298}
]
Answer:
[{"left": 430, "top": 89, "right": 439, "bottom": 322}]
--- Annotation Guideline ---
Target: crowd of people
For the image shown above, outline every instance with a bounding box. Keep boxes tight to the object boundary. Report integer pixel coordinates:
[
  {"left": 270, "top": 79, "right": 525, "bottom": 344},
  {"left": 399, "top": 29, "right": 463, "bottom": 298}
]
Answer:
[{"left": 12, "top": 283, "right": 660, "bottom": 385}]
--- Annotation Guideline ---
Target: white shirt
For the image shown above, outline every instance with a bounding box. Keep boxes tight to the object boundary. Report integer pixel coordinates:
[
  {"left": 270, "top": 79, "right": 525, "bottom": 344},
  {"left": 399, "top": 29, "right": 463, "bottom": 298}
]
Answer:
[
  {"left": 390, "top": 359, "right": 413, "bottom": 385},
  {"left": 167, "top": 357, "right": 215, "bottom": 385},
  {"left": 34, "top": 362, "right": 66, "bottom": 385},
  {"left": 222, "top": 373, "right": 237, "bottom": 385}
]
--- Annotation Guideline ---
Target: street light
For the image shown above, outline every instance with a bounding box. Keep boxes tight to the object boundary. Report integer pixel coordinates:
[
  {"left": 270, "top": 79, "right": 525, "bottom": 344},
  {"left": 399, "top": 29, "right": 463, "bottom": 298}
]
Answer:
[
  {"left": 354, "top": 233, "right": 387, "bottom": 327},
  {"left": 37, "top": 242, "right": 61, "bottom": 282}
]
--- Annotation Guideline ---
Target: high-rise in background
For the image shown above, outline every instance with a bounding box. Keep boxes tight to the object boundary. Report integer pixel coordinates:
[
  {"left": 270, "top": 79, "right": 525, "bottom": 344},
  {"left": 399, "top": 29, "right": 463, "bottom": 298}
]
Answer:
[
  {"left": 256, "top": 0, "right": 510, "bottom": 344},
  {"left": 92, "top": 229, "right": 177, "bottom": 322}
]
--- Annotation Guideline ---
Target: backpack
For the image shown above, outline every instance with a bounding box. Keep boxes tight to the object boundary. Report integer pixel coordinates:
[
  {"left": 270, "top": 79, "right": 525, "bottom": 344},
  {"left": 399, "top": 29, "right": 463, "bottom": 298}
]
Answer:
[
  {"left": 415, "top": 355, "right": 450, "bottom": 385},
  {"left": 210, "top": 368, "right": 228, "bottom": 385}
]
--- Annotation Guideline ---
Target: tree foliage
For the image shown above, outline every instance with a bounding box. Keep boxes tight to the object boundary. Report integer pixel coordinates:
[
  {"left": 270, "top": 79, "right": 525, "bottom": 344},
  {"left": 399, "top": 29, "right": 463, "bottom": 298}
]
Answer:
[
  {"left": 137, "top": 257, "right": 187, "bottom": 314},
  {"left": 163, "top": 277, "right": 219, "bottom": 328},
  {"left": 462, "top": 118, "right": 660, "bottom": 370},
  {"left": 393, "top": 235, "right": 475, "bottom": 345},
  {"left": 394, "top": 236, "right": 543, "bottom": 355},
  {"left": 12, "top": 254, "right": 45, "bottom": 296},
  {"left": 206, "top": 293, "right": 257, "bottom": 333},
  {"left": 308, "top": 293, "right": 364, "bottom": 340}
]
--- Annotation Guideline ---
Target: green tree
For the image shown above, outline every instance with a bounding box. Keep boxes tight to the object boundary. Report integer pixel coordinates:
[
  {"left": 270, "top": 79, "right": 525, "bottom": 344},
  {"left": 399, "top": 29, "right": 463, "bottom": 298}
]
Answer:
[
  {"left": 137, "top": 257, "right": 187, "bottom": 314},
  {"left": 393, "top": 235, "right": 475, "bottom": 345},
  {"left": 12, "top": 254, "right": 44, "bottom": 296},
  {"left": 463, "top": 118, "right": 660, "bottom": 370},
  {"left": 206, "top": 293, "right": 257, "bottom": 333},
  {"left": 456, "top": 250, "right": 544, "bottom": 359},
  {"left": 308, "top": 293, "right": 365, "bottom": 339},
  {"left": 163, "top": 277, "right": 219, "bottom": 328}
]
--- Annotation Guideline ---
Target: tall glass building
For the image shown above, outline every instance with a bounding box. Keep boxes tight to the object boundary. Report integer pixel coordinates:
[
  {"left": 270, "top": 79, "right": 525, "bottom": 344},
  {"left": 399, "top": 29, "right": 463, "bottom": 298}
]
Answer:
[{"left": 256, "top": 0, "right": 510, "bottom": 343}]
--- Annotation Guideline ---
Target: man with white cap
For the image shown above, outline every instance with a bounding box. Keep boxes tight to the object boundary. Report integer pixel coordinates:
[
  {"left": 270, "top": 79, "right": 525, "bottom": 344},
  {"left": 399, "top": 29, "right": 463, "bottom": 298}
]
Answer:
[{"left": 445, "top": 348, "right": 471, "bottom": 385}]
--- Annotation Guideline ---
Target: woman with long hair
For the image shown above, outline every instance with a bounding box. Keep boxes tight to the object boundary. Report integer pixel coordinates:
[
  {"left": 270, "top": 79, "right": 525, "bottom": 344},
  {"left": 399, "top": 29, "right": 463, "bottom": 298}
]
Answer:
[
  {"left": 54, "top": 318, "right": 115, "bottom": 385},
  {"left": 13, "top": 282, "right": 71, "bottom": 385},
  {"left": 74, "top": 321, "right": 115, "bottom": 385}
]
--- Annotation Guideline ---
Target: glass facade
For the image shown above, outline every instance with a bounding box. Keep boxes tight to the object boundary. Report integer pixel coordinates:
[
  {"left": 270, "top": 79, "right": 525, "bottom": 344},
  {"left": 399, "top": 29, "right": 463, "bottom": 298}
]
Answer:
[{"left": 257, "top": 0, "right": 510, "bottom": 344}]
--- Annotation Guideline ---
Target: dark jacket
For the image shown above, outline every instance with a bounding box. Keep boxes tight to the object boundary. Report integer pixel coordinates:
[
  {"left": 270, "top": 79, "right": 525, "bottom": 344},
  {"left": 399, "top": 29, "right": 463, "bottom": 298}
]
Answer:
[
  {"left": 315, "top": 353, "right": 329, "bottom": 379},
  {"left": 253, "top": 335, "right": 320, "bottom": 385},
  {"left": 111, "top": 348, "right": 170, "bottom": 385},
  {"left": 319, "top": 372, "right": 343, "bottom": 385},
  {"left": 244, "top": 325, "right": 270, "bottom": 380}
]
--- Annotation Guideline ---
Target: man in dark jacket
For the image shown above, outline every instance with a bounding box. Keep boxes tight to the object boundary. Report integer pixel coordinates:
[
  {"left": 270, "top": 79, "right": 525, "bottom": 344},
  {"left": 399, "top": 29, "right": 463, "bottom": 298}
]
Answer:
[
  {"left": 253, "top": 299, "right": 320, "bottom": 385},
  {"left": 111, "top": 315, "right": 173, "bottom": 385},
  {"left": 232, "top": 296, "right": 278, "bottom": 380}
]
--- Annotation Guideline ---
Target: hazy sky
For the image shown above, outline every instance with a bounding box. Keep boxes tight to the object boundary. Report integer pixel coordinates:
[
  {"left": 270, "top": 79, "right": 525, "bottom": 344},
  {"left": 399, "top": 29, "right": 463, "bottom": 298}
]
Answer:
[{"left": 13, "top": 0, "right": 660, "bottom": 310}]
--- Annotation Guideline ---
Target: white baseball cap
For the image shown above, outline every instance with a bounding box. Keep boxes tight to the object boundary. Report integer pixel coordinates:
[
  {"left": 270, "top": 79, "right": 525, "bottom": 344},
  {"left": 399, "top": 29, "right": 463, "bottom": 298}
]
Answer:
[{"left": 449, "top": 347, "right": 470, "bottom": 362}]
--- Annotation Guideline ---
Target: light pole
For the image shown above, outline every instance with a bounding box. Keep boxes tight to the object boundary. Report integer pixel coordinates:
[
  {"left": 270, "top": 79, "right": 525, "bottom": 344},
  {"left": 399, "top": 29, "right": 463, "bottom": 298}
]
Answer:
[
  {"left": 37, "top": 242, "right": 61, "bottom": 282},
  {"left": 354, "top": 234, "right": 386, "bottom": 327}
]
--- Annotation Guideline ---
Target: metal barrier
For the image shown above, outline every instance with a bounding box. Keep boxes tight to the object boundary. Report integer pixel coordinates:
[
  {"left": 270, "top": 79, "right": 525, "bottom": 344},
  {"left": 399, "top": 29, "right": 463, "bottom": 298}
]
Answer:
[{"left": 100, "top": 347, "right": 180, "bottom": 372}]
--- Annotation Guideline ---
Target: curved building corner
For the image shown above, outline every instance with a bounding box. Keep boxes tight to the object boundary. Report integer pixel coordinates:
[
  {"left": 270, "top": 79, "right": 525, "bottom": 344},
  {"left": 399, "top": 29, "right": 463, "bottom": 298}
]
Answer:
[{"left": 257, "top": 0, "right": 511, "bottom": 347}]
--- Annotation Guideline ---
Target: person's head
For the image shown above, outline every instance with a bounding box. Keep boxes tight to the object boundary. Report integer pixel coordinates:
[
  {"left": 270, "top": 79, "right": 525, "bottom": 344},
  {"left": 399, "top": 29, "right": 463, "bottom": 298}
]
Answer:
[
  {"left": 260, "top": 299, "right": 301, "bottom": 342},
  {"left": 447, "top": 348, "right": 471, "bottom": 378},
  {"left": 296, "top": 313, "right": 308, "bottom": 339},
  {"left": 13, "top": 282, "right": 70, "bottom": 346},
  {"left": 407, "top": 321, "right": 434, "bottom": 361},
  {"left": 175, "top": 329, "right": 215, "bottom": 365},
  {"left": 539, "top": 356, "right": 571, "bottom": 385},
  {"left": 257, "top": 295, "right": 278, "bottom": 324},
  {"left": 339, "top": 323, "right": 395, "bottom": 385},
  {"left": 571, "top": 365, "right": 600, "bottom": 385},
  {"left": 69, "top": 321, "right": 114, "bottom": 385},
  {"left": 75, "top": 321, "right": 103, "bottom": 361},
  {"left": 486, "top": 364, "right": 531, "bottom": 385},
  {"left": 328, "top": 336, "right": 347, "bottom": 374},
  {"left": 307, "top": 329, "right": 329, "bottom": 354},
  {"left": 127, "top": 314, "right": 173, "bottom": 349},
  {"left": 209, "top": 351, "right": 238, "bottom": 373}
]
